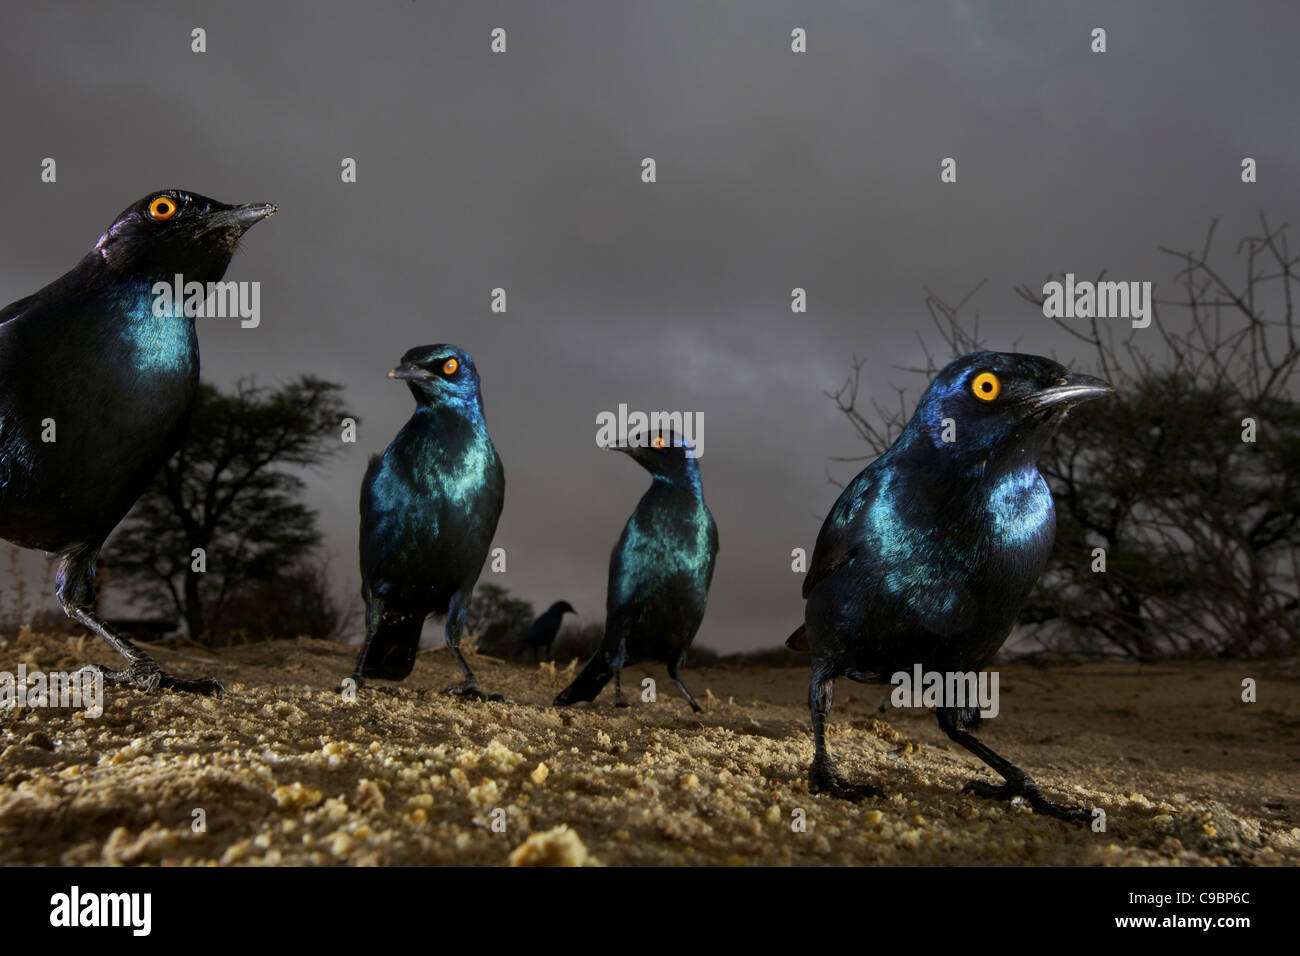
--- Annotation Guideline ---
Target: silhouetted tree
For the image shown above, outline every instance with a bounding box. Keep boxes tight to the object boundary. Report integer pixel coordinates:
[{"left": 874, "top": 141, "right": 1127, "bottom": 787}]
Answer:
[{"left": 104, "top": 377, "right": 355, "bottom": 643}]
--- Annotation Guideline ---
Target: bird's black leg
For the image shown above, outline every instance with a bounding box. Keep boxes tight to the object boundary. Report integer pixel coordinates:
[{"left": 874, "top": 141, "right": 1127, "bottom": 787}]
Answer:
[
  {"left": 807, "top": 670, "right": 882, "bottom": 800},
  {"left": 58, "top": 554, "right": 222, "bottom": 697},
  {"left": 442, "top": 590, "right": 503, "bottom": 702},
  {"left": 667, "top": 653, "right": 702, "bottom": 713},
  {"left": 349, "top": 591, "right": 385, "bottom": 689},
  {"left": 612, "top": 667, "right": 630, "bottom": 707},
  {"left": 936, "top": 707, "right": 1088, "bottom": 823}
]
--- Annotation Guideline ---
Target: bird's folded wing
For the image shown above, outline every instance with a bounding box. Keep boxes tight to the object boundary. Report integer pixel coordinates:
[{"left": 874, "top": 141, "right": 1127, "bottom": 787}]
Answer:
[{"left": 801, "top": 467, "right": 877, "bottom": 599}]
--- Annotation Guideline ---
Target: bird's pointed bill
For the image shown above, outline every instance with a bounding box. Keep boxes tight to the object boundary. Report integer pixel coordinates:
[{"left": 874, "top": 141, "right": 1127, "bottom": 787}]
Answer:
[
  {"left": 389, "top": 363, "right": 434, "bottom": 381},
  {"left": 1023, "top": 372, "right": 1114, "bottom": 411},
  {"left": 198, "top": 202, "right": 277, "bottom": 234}
]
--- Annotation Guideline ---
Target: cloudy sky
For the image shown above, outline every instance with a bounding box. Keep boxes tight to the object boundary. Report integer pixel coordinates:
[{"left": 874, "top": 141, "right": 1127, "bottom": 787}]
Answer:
[{"left": 1, "top": 1, "right": 1296, "bottom": 651}]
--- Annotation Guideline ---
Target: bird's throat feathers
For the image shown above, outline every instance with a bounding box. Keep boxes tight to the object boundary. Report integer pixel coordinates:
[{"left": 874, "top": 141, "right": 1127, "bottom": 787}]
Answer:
[
  {"left": 408, "top": 380, "right": 487, "bottom": 425},
  {"left": 651, "top": 455, "right": 705, "bottom": 497},
  {"left": 403, "top": 401, "right": 494, "bottom": 463}
]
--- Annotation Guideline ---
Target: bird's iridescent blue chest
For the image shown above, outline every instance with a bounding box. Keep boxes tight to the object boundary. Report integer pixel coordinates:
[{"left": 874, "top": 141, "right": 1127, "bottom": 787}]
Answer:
[
  {"left": 366, "top": 407, "right": 502, "bottom": 555},
  {"left": 982, "top": 465, "right": 1055, "bottom": 552},
  {"left": 614, "top": 480, "right": 716, "bottom": 603},
  {"left": 856, "top": 458, "right": 1054, "bottom": 630},
  {"left": 111, "top": 283, "right": 198, "bottom": 378},
  {"left": 360, "top": 404, "right": 502, "bottom": 609}
]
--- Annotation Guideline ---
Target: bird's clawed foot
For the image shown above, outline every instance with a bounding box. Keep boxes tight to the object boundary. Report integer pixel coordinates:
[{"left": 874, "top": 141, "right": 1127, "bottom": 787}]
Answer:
[
  {"left": 808, "top": 757, "right": 884, "bottom": 801},
  {"left": 94, "top": 662, "right": 224, "bottom": 698},
  {"left": 443, "top": 681, "right": 504, "bottom": 702},
  {"left": 963, "top": 776, "right": 1090, "bottom": 823},
  {"left": 613, "top": 691, "right": 631, "bottom": 708}
]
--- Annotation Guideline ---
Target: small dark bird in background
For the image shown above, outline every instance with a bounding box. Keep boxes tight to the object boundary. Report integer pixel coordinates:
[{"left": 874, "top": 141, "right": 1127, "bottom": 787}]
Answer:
[
  {"left": 353, "top": 345, "right": 505, "bottom": 700},
  {"left": 790, "top": 352, "right": 1111, "bottom": 819},
  {"left": 514, "top": 600, "right": 576, "bottom": 662},
  {"left": 0, "top": 190, "right": 275, "bottom": 695},
  {"left": 556, "top": 430, "right": 718, "bottom": 712}
]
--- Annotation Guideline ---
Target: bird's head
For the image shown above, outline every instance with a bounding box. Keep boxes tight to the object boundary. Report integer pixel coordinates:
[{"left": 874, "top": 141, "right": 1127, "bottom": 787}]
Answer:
[
  {"left": 907, "top": 351, "right": 1112, "bottom": 469},
  {"left": 607, "top": 428, "right": 700, "bottom": 484},
  {"left": 552, "top": 601, "right": 577, "bottom": 616},
  {"left": 389, "top": 344, "right": 485, "bottom": 413},
  {"left": 93, "top": 190, "right": 276, "bottom": 283}
]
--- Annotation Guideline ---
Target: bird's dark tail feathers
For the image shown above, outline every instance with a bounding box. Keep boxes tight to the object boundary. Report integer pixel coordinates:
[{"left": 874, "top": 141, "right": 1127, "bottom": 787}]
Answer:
[
  {"left": 785, "top": 624, "right": 810, "bottom": 652},
  {"left": 554, "top": 652, "right": 615, "bottom": 706},
  {"left": 355, "top": 616, "right": 424, "bottom": 681}
]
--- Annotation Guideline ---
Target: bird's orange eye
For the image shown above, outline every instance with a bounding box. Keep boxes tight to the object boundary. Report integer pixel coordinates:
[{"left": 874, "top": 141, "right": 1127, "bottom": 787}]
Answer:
[
  {"left": 148, "top": 196, "right": 178, "bottom": 220},
  {"left": 652, "top": 436, "right": 665, "bottom": 448},
  {"left": 442, "top": 358, "right": 459, "bottom": 375},
  {"left": 971, "top": 371, "right": 1000, "bottom": 402}
]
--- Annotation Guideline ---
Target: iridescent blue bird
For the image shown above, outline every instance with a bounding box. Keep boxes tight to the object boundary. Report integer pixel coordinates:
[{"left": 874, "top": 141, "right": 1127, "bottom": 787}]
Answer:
[
  {"left": 353, "top": 345, "right": 505, "bottom": 699},
  {"left": 0, "top": 190, "right": 274, "bottom": 695},
  {"left": 514, "top": 600, "right": 576, "bottom": 662},
  {"left": 790, "top": 351, "right": 1111, "bottom": 819},
  {"left": 555, "top": 430, "right": 718, "bottom": 712}
]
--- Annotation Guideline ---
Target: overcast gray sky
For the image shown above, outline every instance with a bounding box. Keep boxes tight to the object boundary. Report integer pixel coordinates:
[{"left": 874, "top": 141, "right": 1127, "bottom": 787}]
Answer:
[{"left": 2, "top": 1, "right": 1297, "bottom": 651}]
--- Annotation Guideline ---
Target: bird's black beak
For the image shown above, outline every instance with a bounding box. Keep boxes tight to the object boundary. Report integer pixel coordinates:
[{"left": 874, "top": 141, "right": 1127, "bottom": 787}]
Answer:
[
  {"left": 389, "top": 363, "right": 434, "bottom": 382},
  {"left": 199, "top": 202, "right": 277, "bottom": 235},
  {"left": 1024, "top": 372, "right": 1114, "bottom": 412}
]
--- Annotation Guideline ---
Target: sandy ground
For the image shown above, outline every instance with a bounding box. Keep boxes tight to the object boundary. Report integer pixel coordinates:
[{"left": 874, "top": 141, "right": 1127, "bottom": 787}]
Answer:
[{"left": 0, "top": 629, "right": 1296, "bottom": 866}]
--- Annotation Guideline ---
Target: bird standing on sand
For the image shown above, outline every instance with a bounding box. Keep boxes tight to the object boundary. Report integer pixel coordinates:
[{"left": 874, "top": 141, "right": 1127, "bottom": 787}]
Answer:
[
  {"left": 514, "top": 600, "right": 576, "bottom": 662},
  {"left": 556, "top": 431, "right": 717, "bottom": 712},
  {"left": 353, "top": 345, "right": 505, "bottom": 699},
  {"left": 790, "top": 352, "right": 1111, "bottom": 819},
  {"left": 0, "top": 190, "right": 275, "bottom": 695}
]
